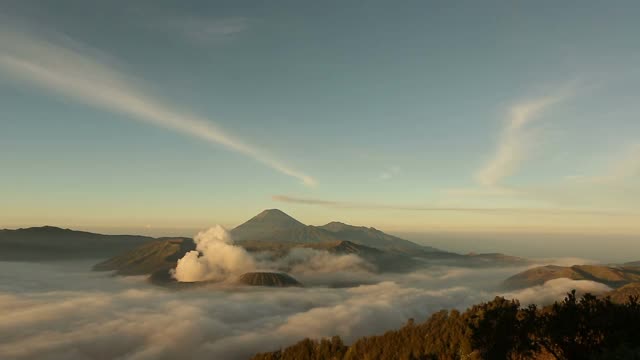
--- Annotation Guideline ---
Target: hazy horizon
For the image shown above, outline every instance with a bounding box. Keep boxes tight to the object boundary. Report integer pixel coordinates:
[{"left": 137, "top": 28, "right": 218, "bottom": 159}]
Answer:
[{"left": 3, "top": 219, "right": 637, "bottom": 264}]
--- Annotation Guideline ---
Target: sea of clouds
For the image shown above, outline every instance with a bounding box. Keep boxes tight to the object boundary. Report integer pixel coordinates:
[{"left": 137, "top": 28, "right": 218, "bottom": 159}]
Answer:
[{"left": 0, "top": 228, "right": 612, "bottom": 360}]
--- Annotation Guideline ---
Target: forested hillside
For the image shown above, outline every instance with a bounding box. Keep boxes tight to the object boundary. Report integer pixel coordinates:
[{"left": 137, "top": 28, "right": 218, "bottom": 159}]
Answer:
[{"left": 252, "top": 292, "right": 640, "bottom": 360}]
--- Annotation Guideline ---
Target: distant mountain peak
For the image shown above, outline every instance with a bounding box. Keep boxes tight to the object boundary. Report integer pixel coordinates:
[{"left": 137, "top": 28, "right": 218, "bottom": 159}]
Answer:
[
  {"left": 231, "top": 209, "right": 305, "bottom": 242},
  {"left": 247, "top": 209, "right": 304, "bottom": 227},
  {"left": 230, "top": 210, "right": 443, "bottom": 254},
  {"left": 254, "top": 209, "right": 300, "bottom": 221}
]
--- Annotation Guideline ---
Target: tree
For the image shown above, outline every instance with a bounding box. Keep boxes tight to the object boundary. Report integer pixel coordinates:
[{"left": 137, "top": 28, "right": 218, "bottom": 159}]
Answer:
[{"left": 466, "top": 297, "right": 537, "bottom": 359}]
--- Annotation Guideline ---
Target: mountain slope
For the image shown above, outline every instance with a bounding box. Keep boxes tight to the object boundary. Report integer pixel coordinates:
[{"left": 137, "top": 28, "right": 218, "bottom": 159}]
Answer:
[
  {"left": 319, "top": 221, "right": 441, "bottom": 255},
  {"left": 237, "top": 272, "right": 302, "bottom": 287},
  {"left": 230, "top": 210, "right": 528, "bottom": 268},
  {"left": 248, "top": 225, "right": 343, "bottom": 244},
  {"left": 503, "top": 264, "right": 640, "bottom": 290},
  {"left": 231, "top": 210, "right": 443, "bottom": 256},
  {"left": 0, "top": 226, "right": 154, "bottom": 261},
  {"left": 93, "top": 238, "right": 195, "bottom": 275},
  {"left": 300, "top": 239, "right": 384, "bottom": 256},
  {"left": 231, "top": 209, "right": 305, "bottom": 242},
  {"left": 605, "top": 282, "right": 640, "bottom": 303},
  {"left": 240, "top": 238, "right": 421, "bottom": 273},
  {"left": 300, "top": 240, "right": 421, "bottom": 272}
]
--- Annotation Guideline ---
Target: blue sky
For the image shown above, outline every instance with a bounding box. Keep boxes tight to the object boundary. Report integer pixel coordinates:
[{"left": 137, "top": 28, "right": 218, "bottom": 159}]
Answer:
[{"left": 1, "top": 0, "right": 640, "bottom": 234}]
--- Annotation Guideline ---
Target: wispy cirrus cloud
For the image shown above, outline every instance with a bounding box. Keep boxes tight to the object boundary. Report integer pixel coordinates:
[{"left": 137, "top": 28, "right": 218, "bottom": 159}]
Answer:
[
  {"left": 475, "top": 89, "right": 573, "bottom": 187},
  {"left": 0, "top": 27, "right": 316, "bottom": 186},
  {"left": 379, "top": 166, "right": 401, "bottom": 180},
  {"left": 165, "top": 17, "right": 250, "bottom": 43},
  {"left": 272, "top": 195, "right": 625, "bottom": 215}
]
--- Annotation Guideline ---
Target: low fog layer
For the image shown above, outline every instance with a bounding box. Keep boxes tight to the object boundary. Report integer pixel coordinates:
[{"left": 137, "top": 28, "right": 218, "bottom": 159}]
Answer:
[{"left": 0, "top": 257, "right": 610, "bottom": 360}]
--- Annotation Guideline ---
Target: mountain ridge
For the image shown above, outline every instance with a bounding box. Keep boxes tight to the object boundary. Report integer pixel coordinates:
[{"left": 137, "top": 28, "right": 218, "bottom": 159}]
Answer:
[
  {"left": 231, "top": 209, "right": 443, "bottom": 255},
  {"left": 3, "top": 210, "right": 527, "bottom": 274},
  {"left": 0, "top": 226, "right": 156, "bottom": 261}
]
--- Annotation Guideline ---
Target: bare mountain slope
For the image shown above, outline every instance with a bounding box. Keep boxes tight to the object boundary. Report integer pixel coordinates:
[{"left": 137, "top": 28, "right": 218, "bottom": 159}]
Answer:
[
  {"left": 319, "top": 221, "right": 442, "bottom": 255},
  {"left": 605, "top": 282, "right": 640, "bottom": 303},
  {"left": 0, "top": 226, "right": 154, "bottom": 261},
  {"left": 230, "top": 209, "right": 305, "bottom": 242},
  {"left": 93, "top": 238, "right": 195, "bottom": 275},
  {"left": 504, "top": 264, "right": 640, "bottom": 290},
  {"left": 231, "top": 210, "right": 443, "bottom": 256}
]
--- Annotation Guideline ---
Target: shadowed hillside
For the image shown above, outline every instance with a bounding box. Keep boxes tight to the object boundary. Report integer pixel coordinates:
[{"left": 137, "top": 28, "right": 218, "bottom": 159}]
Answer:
[
  {"left": 237, "top": 272, "right": 302, "bottom": 287},
  {"left": 318, "top": 221, "right": 442, "bottom": 255},
  {"left": 93, "top": 238, "right": 195, "bottom": 275},
  {"left": 0, "top": 226, "right": 155, "bottom": 261}
]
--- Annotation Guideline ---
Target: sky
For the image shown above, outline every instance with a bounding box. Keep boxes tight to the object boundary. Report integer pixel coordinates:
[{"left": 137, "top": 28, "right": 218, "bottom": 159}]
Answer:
[{"left": 2, "top": 0, "right": 640, "bottom": 236}]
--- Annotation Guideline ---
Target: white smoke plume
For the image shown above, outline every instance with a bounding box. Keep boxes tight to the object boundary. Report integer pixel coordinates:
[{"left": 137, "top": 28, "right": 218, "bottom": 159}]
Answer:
[
  {"left": 172, "top": 226, "right": 255, "bottom": 282},
  {"left": 172, "top": 226, "right": 377, "bottom": 283}
]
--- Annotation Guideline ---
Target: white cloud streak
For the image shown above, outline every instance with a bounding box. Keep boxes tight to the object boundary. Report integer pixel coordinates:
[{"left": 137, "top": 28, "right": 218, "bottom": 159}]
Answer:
[
  {"left": 170, "top": 17, "right": 250, "bottom": 42},
  {"left": 272, "top": 194, "right": 626, "bottom": 215},
  {"left": 0, "top": 29, "right": 316, "bottom": 186},
  {"left": 475, "top": 91, "right": 571, "bottom": 187}
]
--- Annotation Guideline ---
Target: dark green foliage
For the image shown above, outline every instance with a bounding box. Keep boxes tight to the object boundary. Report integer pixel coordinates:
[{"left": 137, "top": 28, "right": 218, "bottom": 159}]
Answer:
[
  {"left": 536, "top": 291, "right": 640, "bottom": 359},
  {"left": 251, "top": 293, "right": 640, "bottom": 360},
  {"left": 467, "top": 297, "right": 538, "bottom": 359}
]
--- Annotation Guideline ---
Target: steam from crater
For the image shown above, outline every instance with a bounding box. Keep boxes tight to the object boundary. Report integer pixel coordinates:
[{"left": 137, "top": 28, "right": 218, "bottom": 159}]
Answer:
[
  {"left": 172, "top": 225, "right": 376, "bottom": 283},
  {"left": 172, "top": 225, "right": 255, "bottom": 282}
]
